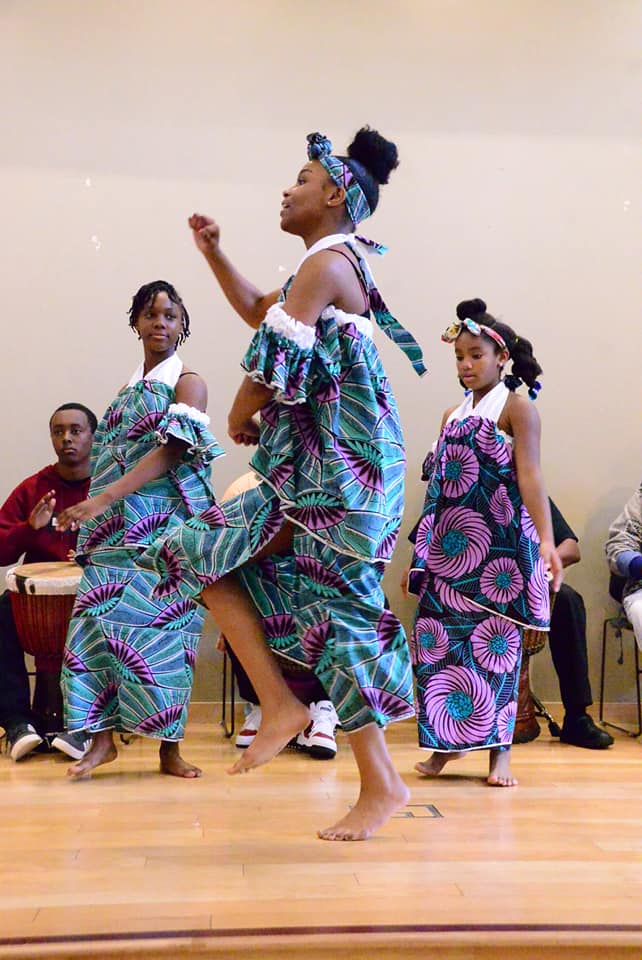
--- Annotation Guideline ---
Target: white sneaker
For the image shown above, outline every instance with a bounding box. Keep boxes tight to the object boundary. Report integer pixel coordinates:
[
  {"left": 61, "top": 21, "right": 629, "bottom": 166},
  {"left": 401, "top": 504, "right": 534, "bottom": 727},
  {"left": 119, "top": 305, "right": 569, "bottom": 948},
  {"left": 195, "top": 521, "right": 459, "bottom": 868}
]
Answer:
[
  {"left": 51, "top": 731, "right": 92, "bottom": 760},
  {"left": 7, "top": 723, "right": 43, "bottom": 762},
  {"left": 235, "top": 704, "right": 262, "bottom": 748},
  {"left": 296, "top": 701, "right": 338, "bottom": 760}
]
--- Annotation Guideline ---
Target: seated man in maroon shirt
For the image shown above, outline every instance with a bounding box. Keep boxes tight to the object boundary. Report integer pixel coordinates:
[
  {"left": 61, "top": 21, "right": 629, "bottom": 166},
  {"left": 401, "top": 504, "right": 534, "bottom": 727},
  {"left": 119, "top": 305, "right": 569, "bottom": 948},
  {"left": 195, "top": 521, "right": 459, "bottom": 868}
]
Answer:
[{"left": 0, "top": 403, "right": 96, "bottom": 761}]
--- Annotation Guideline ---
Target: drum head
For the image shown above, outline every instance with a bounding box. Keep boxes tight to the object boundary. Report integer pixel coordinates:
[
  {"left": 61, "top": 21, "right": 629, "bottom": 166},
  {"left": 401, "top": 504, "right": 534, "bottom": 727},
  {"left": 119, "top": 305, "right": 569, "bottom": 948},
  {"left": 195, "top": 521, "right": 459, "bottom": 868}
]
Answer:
[{"left": 7, "top": 561, "right": 82, "bottom": 595}]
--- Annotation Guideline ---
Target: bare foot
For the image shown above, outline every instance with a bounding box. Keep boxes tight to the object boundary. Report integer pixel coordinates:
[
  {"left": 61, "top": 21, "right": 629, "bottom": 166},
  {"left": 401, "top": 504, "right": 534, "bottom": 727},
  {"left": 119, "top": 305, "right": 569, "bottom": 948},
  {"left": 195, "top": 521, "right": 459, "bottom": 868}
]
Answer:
[
  {"left": 67, "top": 731, "right": 117, "bottom": 779},
  {"left": 318, "top": 776, "right": 410, "bottom": 841},
  {"left": 487, "top": 747, "right": 518, "bottom": 787},
  {"left": 228, "top": 701, "right": 309, "bottom": 775},
  {"left": 159, "top": 740, "right": 202, "bottom": 778},
  {"left": 414, "top": 751, "right": 468, "bottom": 777}
]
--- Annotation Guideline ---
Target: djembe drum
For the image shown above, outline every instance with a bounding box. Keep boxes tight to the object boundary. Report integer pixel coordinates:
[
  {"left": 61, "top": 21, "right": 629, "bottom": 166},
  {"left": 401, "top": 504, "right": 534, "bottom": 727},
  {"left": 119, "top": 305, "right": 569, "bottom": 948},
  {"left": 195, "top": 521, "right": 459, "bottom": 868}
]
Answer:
[
  {"left": 513, "top": 591, "right": 556, "bottom": 744},
  {"left": 6, "top": 561, "right": 81, "bottom": 735}
]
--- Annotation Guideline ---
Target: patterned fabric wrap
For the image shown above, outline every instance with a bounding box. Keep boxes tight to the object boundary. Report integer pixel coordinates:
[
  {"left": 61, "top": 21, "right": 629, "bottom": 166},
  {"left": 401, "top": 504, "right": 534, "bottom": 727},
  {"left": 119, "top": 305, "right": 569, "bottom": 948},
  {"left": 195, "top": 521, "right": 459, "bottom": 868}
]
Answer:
[
  {"left": 242, "top": 304, "right": 407, "bottom": 563},
  {"left": 409, "top": 412, "right": 550, "bottom": 752},
  {"left": 140, "top": 249, "right": 418, "bottom": 731},
  {"left": 62, "top": 378, "right": 223, "bottom": 740},
  {"left": 412, "top": 604, "right": 523, "bottom": 751},
  {"left": 242, "top": 532, "right": 414, "bottom": 731},
  {"left": 240, "top": 242, "right": 423, "bottom": 559},
  {"left": 307, "top": 131, "right": 371, "bottom": 227},
  {"left": 141, "top": 480, "right": 414, "bottom": 732}
]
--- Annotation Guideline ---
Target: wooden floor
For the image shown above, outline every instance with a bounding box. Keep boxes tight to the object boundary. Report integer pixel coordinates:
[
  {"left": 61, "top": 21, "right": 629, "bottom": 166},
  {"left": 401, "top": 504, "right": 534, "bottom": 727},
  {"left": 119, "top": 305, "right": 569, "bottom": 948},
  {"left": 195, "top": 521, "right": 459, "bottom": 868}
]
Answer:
[{"left": 1, "top": 706, "right": 641, "bottom": 959}]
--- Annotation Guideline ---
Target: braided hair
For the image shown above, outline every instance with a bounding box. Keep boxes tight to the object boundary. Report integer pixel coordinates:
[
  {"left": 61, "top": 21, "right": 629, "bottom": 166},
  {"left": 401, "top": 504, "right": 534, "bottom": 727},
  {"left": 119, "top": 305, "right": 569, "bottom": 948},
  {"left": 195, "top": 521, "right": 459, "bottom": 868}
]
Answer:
[
  {"left": 337, "top": 126, "right": 400, "bottom": 215},
  {"left": 456, "top": 298, "right": 542, "bottom": 399},
  {"left": 127, "top": 281, "right": 191, "bottom": 346}
]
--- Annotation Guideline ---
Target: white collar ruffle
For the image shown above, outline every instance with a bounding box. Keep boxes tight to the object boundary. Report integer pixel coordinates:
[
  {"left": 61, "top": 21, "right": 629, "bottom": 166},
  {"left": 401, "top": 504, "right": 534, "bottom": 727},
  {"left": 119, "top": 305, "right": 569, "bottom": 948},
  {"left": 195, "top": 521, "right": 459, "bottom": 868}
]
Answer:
[{"left": 127, "top": 353, "right": 183, "bottom": 388}]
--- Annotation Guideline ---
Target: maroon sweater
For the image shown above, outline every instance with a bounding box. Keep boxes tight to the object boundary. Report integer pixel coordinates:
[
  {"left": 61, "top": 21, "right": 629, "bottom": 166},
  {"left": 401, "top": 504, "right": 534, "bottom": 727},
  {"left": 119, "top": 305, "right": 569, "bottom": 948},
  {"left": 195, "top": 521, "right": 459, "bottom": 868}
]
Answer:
[{"left": 0, "top": 464, "right": 90, "bottom": 566}]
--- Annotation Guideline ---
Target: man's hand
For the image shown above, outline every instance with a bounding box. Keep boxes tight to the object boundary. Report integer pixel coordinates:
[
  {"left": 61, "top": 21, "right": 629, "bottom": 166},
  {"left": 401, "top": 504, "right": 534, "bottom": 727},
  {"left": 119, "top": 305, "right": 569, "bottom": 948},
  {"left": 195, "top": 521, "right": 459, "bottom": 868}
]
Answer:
[
  {"left": 540, "top": 541, "right": 564, "bottom": 593},
  {"left": 28, "top": 490, "right": 56, "bottom": 530}
]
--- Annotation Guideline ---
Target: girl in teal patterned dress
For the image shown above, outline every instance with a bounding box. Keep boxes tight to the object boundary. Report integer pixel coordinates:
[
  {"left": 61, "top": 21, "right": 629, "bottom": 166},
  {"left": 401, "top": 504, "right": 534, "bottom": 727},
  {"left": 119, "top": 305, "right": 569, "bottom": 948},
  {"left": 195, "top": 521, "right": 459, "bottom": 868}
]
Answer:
[
  {"left": 57, "top": 281, "right": 222, "bottom": 779},
  {"left": 144, "top": 128, "right": 426, "bottom": 839},
  {"left": 406, "top": 298, "right": 562, "bottom": 787}
]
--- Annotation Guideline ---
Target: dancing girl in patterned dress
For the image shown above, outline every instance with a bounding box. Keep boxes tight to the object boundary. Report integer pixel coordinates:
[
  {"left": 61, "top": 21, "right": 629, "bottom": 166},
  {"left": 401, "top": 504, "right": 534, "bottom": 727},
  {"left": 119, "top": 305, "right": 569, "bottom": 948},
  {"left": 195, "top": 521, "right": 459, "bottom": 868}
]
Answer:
[
  {"left": 57, "top": 282, "right": 222, "bottom": 779},
  {"left": 405, "top": 298, "right": 562, "bottom": 787},
  {"left": 144, "top": 128, "right": 426, "bottom": 839}
]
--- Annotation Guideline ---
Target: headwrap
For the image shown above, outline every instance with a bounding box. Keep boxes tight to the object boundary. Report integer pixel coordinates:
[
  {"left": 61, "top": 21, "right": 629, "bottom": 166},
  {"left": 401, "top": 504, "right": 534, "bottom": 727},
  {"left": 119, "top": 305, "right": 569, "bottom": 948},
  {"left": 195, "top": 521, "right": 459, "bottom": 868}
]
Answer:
[
  {"left": 307, "top": 132, "right": 371, "bottom": 226},
  {"left": 441, "top": 317, "right": 507, "bottom": 351}
]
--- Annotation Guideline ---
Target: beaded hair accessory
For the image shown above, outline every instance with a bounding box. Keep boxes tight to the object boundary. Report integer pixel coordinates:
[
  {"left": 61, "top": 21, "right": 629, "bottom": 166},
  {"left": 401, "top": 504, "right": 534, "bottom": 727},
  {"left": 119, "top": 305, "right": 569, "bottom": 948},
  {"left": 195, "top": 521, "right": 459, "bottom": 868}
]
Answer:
[
  {"left": 441, "top": 317, "right": 507, "bottom": 351},
  {"left": 307, "top": 132, "right": 371, "bottom": 226},
  {"left": 504, "top": 373, "right": 542, "bottom": 401}
]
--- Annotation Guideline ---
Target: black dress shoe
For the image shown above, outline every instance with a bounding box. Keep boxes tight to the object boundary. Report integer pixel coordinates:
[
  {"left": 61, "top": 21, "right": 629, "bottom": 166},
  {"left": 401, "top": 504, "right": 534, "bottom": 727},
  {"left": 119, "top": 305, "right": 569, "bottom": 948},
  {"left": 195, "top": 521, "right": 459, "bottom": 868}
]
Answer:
[{"left": 560, "top": 713, "right": 614, "bottom": 750}]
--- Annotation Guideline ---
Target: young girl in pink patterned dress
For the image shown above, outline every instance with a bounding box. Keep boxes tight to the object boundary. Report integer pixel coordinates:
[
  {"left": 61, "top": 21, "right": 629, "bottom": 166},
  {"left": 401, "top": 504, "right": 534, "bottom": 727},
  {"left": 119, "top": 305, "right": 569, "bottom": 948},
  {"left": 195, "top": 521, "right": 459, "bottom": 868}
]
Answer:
[{"left": 406, "top": 298, "right": 562, "bottom": 787}]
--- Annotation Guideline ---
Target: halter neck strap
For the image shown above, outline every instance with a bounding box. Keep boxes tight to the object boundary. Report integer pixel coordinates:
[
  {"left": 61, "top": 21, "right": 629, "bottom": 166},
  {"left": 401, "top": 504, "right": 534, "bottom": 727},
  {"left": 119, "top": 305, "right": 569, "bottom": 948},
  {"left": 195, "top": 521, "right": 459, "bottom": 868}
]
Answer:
[{"left": 294, "top": 233, "right": 426, "bottom": 377}]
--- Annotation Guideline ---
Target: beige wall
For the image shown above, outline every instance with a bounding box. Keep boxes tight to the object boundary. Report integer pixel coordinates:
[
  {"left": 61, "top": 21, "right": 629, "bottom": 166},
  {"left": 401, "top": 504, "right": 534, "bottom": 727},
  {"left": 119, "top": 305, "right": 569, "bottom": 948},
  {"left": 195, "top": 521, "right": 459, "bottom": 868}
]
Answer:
[{"left": 1, "top": 0, "right": 640, "bottom": 703}]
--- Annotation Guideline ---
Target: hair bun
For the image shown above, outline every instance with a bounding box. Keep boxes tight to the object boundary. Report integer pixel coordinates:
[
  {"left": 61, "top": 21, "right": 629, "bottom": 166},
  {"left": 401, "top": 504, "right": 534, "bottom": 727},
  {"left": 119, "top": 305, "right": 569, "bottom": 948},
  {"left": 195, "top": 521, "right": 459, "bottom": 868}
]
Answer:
[
  {"left": 347, "top": 126, "right": 399, "bottom": 185},
  {"left": 456, "top": 298, "right": 487, "bottom": 321}
]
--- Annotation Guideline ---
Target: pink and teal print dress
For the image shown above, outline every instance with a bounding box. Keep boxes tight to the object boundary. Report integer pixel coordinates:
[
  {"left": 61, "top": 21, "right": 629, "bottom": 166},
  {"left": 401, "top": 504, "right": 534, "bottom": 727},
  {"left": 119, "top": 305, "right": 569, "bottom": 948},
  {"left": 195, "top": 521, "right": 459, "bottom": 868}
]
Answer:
[
  {"left": 143, "top": 233, "right": 426, "bottom": 734},
  {"left": 408, "top": 380, "right": 550, "bottom": 752},
  {"left": 62, "top": 355, "right": 223, "bottom": 740}
]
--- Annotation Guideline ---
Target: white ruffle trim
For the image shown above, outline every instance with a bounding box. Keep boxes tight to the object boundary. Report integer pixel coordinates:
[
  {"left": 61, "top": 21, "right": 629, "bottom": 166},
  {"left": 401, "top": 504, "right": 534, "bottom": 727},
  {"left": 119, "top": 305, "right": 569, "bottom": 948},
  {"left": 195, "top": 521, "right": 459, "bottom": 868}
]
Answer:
[
  {"left": 263, "top": 304, "right": 316, "bottom": 349},
  {"left": 167, "top": 402, "right": 210, "bottom": 426},
  {"left": 321, "top": 306, "right": 373, "bottom": 340},
  {"left": 245, "top": 369, "right": 308, "bottom": 405}
]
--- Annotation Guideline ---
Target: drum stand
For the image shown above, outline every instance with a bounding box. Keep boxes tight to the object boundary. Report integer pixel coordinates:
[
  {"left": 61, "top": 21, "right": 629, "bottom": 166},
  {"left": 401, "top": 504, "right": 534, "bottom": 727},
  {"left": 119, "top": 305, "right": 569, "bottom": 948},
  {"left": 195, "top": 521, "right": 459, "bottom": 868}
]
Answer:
[
  {"left": 514, "top": 650, "right": 562, "bottom": 743},
  {"left": 31, "top": 667, "right": 65, "bottom": 736},
  {"left": 531, "top": 690, "right": 562, "bottom": 738}
]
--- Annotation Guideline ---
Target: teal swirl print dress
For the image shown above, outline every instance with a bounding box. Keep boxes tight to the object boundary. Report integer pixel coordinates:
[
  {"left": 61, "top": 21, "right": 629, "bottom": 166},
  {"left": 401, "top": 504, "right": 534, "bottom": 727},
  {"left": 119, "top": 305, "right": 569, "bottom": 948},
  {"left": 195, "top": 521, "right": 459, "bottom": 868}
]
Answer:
[
  {"left": 144, "top": 233, "right": 426, "bottom": 733},
  {"left": 62, "top": 355, "right": 223, "bottom": 740},
  {"left": 408, "top": 381, "right": 550, "bottom": 752}
]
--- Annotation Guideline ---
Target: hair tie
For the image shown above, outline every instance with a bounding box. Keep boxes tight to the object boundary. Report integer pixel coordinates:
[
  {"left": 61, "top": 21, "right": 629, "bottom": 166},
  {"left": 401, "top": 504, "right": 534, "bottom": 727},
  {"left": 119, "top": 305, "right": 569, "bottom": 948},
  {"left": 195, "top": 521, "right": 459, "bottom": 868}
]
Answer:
[
  {"left": 503, "top": 373, "right": 522, "bottom": 392},
  {"left": 528, "top": 380, "right": 542, "bottom": 401}
]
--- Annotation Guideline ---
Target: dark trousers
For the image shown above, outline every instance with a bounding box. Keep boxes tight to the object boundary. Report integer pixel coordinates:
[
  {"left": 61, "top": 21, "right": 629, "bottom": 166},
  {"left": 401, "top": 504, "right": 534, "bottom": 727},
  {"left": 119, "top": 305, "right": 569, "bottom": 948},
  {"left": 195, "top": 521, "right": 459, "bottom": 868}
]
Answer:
[
  {"left": 224, "top": 640, "right": 329, "bottom": 706},
  {"left": 0, "top": 591, "right": 34, "bottom": 732},
  {"left": 548, "top": 582, "right": 592, "bottom": 714}
]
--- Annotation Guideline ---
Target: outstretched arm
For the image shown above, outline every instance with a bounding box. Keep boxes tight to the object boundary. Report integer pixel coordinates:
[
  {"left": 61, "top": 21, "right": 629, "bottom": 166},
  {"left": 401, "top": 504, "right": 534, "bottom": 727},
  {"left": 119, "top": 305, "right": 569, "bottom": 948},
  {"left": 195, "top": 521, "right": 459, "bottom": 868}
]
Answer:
[
  {"left": 509, "top": 398, "right": 563, "bottom": 591},
  {"left": 57, "top": 374, "right": 209, "bottom": 530},
  {"left": 189, "top": 214, "right": 280, "bottom": 328}
]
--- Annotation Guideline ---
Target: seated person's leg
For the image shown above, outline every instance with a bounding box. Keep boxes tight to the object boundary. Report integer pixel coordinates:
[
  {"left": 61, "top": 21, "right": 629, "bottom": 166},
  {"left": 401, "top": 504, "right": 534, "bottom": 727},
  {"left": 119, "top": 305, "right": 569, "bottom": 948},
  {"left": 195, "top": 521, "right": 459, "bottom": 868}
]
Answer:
[
  {"left": 0, "top": 592, "right": 43, "bottom": 760},
  {"left": 549, "top": 584, "right": 613, "bottom": 749},
  {"left": 284, "top": 668, "right": 339, "bottom": 759},
  {"left": 623, "top": 587, "right": 642, "bottom": 651}
]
